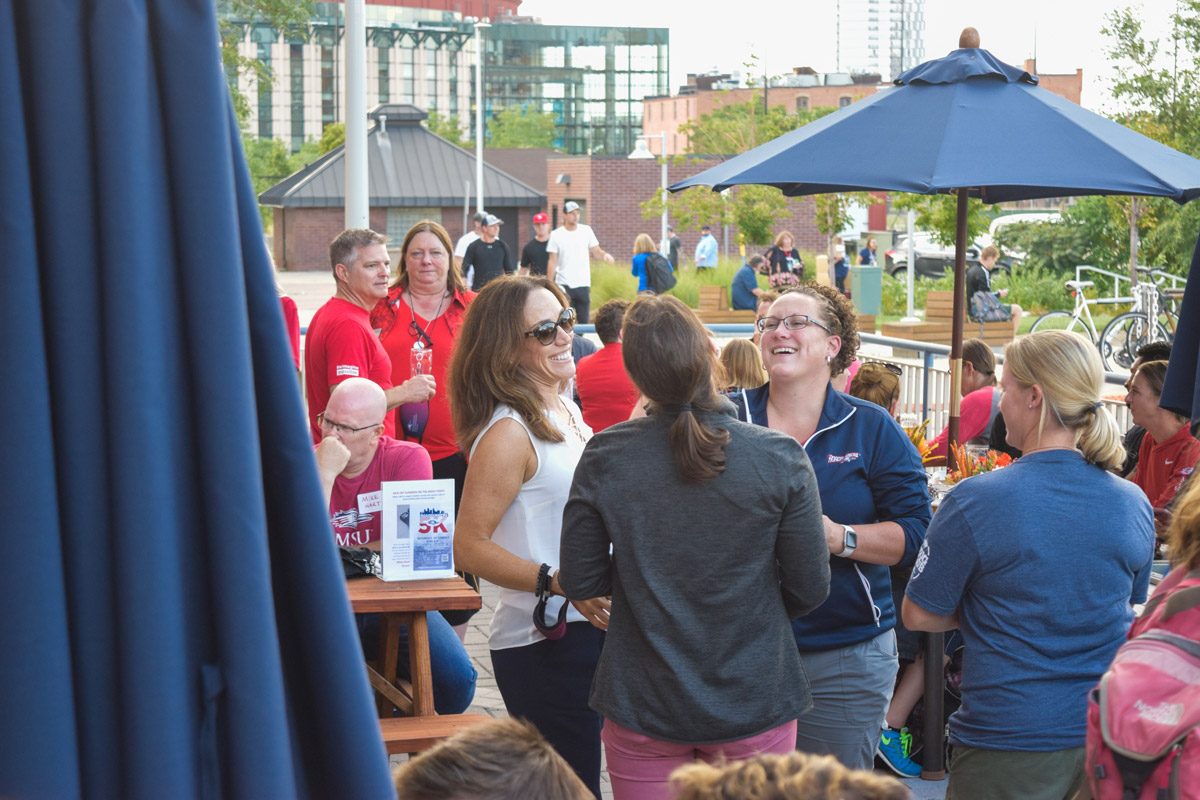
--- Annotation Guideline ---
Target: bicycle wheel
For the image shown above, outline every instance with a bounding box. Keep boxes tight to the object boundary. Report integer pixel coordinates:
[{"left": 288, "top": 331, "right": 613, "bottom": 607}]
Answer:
[
  {"left": 1099, "top": 313, "right": 1170, "bottom": 372},
  {"left": 1030, "top": 310, "right": 1097, "bottom": 343}
]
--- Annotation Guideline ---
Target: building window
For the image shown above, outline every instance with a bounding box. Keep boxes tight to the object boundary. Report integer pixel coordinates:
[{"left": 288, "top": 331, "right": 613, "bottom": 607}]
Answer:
[
  {"left": 290, "top": 44, "right": 305, "bottom": 151},
  {"left": 839, "top": 96, "right": 853, "bottom": 108},
  {"left": 378, "top": 46, "right": 390, "bottom": 103},
  {"left": 257, "top": 42, "right": 272, "bottom": 138},
  {"left": 796, "top": 95, "right": 810, "bottom": 112},
  {"left": 387, "top": 207, "right": 440, "bottom": 241},
  {"left": 400, "top": 48, "right": 414, "bottom": 104},
  {"left": 320, "top": 45, "right": 336, "bottom": 129}
]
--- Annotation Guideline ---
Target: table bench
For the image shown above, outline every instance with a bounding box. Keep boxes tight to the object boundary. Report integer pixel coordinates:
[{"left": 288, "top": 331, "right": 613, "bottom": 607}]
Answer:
[
  {"left": 347, "top": 577, "right": 485, "bottom": 754},
  {"left": 881, "top": 290, "right": 1014, "bottom": 346}
]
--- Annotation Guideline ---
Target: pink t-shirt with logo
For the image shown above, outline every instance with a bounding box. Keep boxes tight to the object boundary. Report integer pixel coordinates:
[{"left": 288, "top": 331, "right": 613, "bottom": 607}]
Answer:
[{"left": 327, "top": 437, "right": 433, "bottom": 548}]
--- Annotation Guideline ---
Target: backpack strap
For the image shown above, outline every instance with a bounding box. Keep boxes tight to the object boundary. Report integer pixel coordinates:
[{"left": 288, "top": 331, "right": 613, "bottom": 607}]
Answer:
[{"left": 1162, "top": 584, "right": 1200, "bottom": 621}]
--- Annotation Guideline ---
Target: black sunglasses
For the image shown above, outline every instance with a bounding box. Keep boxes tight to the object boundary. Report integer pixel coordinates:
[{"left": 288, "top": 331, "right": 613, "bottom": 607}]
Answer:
[
  {"left": 524, "top": 307, "right": 576, "bottom": 346},
  {"left": 861, "top": 360, "right": 903, "bottom": 376},
  {"left": 408, "top": 319, "right": 433, "bottom": 350}
]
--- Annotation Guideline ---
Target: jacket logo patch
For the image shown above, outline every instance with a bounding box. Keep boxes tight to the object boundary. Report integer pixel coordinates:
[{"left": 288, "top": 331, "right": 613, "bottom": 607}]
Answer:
[
  {"left": 335, "top": 364, "right": 360, "bottom": 377},
  {"left": 827, "top": 451, "right": 861, "bottom": 464}
]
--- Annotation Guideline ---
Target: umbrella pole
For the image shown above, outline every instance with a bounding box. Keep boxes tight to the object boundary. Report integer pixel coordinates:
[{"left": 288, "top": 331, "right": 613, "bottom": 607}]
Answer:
[{"left": 919, "top": 188, "right": 968, "bottom": 782}]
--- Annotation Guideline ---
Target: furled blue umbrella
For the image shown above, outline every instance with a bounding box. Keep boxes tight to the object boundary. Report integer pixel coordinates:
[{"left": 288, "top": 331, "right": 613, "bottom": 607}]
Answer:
[
  {"left": 0, "top": 1, "right": 394, "bottom": 797},
  {"left": 1162, "top": 233, "right": 1200, "bottom": 423},
  {"left": 674, "top": 44, "right": 1200, "bottom": 778}
]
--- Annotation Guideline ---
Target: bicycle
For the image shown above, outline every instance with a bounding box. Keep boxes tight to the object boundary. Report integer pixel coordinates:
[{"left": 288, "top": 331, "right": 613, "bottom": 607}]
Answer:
[
  {"left": 1099, "top": 268, "right": 1181, "bottom": 371},
  {"left": 1030, "top": 279, "right": 1102, "bottom": 343}
]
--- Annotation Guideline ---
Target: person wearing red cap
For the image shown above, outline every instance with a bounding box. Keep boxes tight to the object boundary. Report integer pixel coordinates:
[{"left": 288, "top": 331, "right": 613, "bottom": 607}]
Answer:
[{"left": 520, "top": 211, "right": 552, "bottom": 277}]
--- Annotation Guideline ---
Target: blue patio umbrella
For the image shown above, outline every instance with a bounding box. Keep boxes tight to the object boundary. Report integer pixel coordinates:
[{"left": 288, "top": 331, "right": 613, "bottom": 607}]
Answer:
[
  {"left": 674, "top": 45, "right": 1200, "bottom": 778},
  {"left": 674, "top": 46, "right": 1200, "bottom": 442},
  {"left": 0, "top": 2, "right": 393, "bottom": 798}
]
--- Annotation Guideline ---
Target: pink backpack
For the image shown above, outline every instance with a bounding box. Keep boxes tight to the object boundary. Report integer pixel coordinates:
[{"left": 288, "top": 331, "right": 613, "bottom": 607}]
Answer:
[{"left": 1084, "top": 570, "right": 1200, "bottom": 800}]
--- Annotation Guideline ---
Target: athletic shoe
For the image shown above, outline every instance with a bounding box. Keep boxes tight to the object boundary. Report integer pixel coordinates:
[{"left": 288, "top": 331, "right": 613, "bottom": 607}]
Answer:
[{"left": 877, "top": 726, "right": 922, "bottom": 778}]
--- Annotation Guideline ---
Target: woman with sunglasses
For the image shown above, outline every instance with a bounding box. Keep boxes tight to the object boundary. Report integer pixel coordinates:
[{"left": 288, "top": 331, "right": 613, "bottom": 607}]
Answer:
[
  {"left": 736, "top": 285, "right": 930, "bottom": 771},
  {"left": 449, "top": 275, "right": 611, "bottom": 797},
  {"left": 558, "top": 296, "right": 829, "bottom": 799},
  {"left": 372, "top": 220, "right": 480, "bottom": 629}
]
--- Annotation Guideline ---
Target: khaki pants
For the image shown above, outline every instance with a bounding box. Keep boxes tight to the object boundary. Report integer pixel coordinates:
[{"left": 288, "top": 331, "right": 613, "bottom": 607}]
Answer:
[{"left": 947, "top": 744, "right": 1085, "bottom": 800}]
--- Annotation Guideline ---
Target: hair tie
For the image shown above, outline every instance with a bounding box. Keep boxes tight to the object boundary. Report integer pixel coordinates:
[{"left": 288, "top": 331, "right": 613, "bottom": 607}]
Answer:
[
  {"left": 665, "top": 402, "right": 694, "bottom": 415},
  {"left": 1092, "top": 401, "right": 1103, "bottom": 412}
]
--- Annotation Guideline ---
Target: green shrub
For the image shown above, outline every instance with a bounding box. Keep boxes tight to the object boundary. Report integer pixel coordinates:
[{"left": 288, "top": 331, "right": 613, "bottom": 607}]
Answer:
[
  {"left": 992, "top": 267, "right": 1073, "bottom": 315},
  {"left": 880, "top": 272, "right": 954, "bottom": 317},
  {"left": 589, "top": 254, "right": 789, "bottom": 310}
]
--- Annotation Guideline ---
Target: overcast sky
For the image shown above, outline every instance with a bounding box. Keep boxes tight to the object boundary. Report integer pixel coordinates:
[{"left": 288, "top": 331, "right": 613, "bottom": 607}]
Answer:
[{"left": 515, "top": 0, "right": 1175, "bottom": 112}]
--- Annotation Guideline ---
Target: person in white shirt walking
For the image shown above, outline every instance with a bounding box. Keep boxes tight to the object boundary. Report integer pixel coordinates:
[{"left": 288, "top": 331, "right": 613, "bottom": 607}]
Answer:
[
  {"left": 694, "top": 224, "right": 718, "bottom": 270},
  {"left": 454, "top": 211, "right": 486, "bottom": 272},
  {"left": 546, "top": 201, "right": 614, "bottom": 323}
]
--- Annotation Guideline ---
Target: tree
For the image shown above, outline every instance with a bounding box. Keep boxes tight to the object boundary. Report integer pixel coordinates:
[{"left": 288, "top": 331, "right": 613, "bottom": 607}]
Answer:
[
  {"left": 318, "top": 121, "right": 345, "bottom": 153},
  {"left": 488, "top": 106, "right": 557, "bottom": 149},
  {"left": 1101, "top": 2, "right": 1200, "bottom": 275},
  {"left": 219, "top": 0, "right": 314, "bottom": 126},
  {"left": 814, "top": 192, "right": 878, "bottom": 258},
  {"left": 891, "top": 193, "right": 990, "bottom": 248},
  {"left": 425, "top": 112, "right": 470, "bottom": 149}
]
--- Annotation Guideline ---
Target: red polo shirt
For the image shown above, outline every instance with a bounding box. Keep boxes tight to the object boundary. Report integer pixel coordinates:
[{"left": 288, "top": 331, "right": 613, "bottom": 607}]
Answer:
[
  {"left": 575, "top": 343, "right": 640, "bottom": 432},
  {"left": 305, "top": 297, "right": 395, "bottom": 443},
  {"left": 1133, "top": 422, "right": 1200, "bottom": 509}
]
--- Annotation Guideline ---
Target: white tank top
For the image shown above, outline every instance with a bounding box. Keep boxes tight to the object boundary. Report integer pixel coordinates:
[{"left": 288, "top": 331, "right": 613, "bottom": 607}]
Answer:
[{"left": 470, "top": 400, "right": 592, "bottom": 650}]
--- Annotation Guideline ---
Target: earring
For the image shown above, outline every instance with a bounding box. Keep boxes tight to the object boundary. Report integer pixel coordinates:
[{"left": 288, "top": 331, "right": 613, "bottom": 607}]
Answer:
[{"left": 825, "top": 355, "right": 832, "bottom": 364}]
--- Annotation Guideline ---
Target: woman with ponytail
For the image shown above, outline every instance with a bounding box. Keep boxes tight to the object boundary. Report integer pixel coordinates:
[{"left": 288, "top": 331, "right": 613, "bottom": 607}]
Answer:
[
  {"left": 904, "top": 330, "right": 1155, "bottom": 799},
  {"left": 559, "top": 295, "right": 830, "bottom": 800}
]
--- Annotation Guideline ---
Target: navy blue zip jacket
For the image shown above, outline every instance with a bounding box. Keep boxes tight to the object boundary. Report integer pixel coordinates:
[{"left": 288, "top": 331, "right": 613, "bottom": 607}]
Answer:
[{"left": 735, "top": 383, "right": 931, "bottom": 651}]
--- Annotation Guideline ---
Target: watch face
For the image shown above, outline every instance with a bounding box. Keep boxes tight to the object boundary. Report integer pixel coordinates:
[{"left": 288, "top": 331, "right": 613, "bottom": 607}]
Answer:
[{"left": 844, "top": 527, "right": 858, "bottom": 551}]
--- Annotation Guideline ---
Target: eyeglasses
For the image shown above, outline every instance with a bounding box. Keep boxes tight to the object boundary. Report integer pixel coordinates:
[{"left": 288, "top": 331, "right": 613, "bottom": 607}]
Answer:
[
  {"left": 524, "top": 307, "right": 576, "bottom": 346},
  {"left": 408, "top": 320, "right": 433, "bottom": 349},
  {"left": 756, "top": 314, "right": 833, "bottom": 334},
  {"left": 861, "top": 360, "right": 903, "bottom": 376},
  {"left": 317, "top": 412, "right": 382, "bottom": 436}
]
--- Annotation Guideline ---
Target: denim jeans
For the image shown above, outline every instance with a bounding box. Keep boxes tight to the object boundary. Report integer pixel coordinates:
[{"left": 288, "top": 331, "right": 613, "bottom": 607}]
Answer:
[{"left": 357, "top": 611, "right": 477, "bottom": 714}]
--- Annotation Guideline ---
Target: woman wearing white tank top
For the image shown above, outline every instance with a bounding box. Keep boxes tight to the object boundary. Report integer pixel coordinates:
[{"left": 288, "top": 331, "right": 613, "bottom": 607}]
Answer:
[{"left": 449, "top": 275, "right": 611, "bottom": 798}]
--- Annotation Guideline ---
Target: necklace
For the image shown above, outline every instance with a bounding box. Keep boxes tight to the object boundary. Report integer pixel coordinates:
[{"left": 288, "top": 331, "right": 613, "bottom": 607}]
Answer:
[
  {"left": 556, "top": 397, "right": 588, "bottom": 445},
  {"left": 407, "top": 288, "right": 447, "bottom": 325}
]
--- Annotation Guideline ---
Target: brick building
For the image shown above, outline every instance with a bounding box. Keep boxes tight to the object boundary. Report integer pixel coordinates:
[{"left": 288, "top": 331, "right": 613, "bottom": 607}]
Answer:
[
  {"left": 545, "top": 156, "right": 822, "bottom": 263},
  {"left": 260, "top": 104, "right": 544, "bottom": 270}
]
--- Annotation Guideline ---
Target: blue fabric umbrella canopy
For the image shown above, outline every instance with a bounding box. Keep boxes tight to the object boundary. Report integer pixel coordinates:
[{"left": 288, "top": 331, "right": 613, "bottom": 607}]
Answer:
[
  {"left": 672, "top": 48, "right": 1200, "bottom": 203},
  {"left": 1162, "top": 233, "right": 1200, "bottom": 423},
  {"left": 0, "top": 1, "right": 394, "bottom": 797}
]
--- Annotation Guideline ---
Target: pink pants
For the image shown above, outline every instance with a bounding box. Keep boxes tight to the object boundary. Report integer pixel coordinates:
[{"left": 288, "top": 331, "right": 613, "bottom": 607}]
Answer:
[{"left": 601, "top": 718, "right": 798, "bottom": 800}]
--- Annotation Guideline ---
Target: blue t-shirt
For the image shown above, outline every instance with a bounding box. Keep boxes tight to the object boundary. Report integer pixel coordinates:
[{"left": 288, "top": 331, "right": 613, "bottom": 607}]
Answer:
[
  {"left": 906, "top": 449, "right": 1154, "bottom": 751},
  {"left": 731, "top": 264, "right": 759, "bottom": 310},
  {"left": 631, "top": 253, "right": 650, "bottom": 293}
]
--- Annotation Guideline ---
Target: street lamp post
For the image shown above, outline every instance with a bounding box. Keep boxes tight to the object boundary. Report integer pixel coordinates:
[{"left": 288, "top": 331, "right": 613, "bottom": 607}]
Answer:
[
  {"left": 474, "top": 20, "right": 490, "bottom": 217},
  {"left": 343, "top": 0, "right": 368, "bottom": 228},
  {"left": 628, "top": 131, "right": 669, "bottom": 247}
]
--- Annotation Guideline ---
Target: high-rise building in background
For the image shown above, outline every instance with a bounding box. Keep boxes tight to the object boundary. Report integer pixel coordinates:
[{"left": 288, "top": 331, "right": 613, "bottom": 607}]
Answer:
[
  {"left": 219, "top": 0, "right": 667, "bottom": 156},
  {"left": 836, "top": 0, "right": 925, "bottom": 82}
]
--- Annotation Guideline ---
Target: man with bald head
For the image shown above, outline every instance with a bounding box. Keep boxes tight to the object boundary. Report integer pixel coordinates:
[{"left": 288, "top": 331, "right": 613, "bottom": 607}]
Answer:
[{"left": 314, "top": 378, "right": 477, "bottom": 713}]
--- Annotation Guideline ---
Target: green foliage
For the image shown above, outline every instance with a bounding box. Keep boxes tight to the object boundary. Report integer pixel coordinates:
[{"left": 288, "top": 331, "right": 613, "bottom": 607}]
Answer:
[
  {"left": 683, "top": 101, "right": 804, "bottom": 155},
  {"left": 219, "top": 0, "right": 313, "bottom": 127},
  {"left": 1099, "top": 2, "right": 1200, "bottom": 273},
  {"left": 880, "top": 272, "right": 955, "bottom": 317},
  {"left": 730, "top": 185, "right": 789, "bottom": 248},
  {"left": 994, "top": 267, "right": 1076, "bottom": 315},
  {"left": 1062, "top": 197, "right": 1129, "bottom": 271},
  {"left": 993, "top": 221, "right": 1093, "bottom": 274},
  {"left": 641, "top": 184, "right": 730, "bottom": 235},
  {"left": 318, "top": 122, "right": 345, "bottom": 153},
  {"left": 241, "top": 123, "right": 340, "bottom": 229},
  {"left": 814, "top": 192, "right": 878, "bottom": 254},
  {"left": 589, "top": 256, "right": 781, "bottom": 310},
  {"left": 488, "top": 106, "right": 557, "bottom": 149},
  {"left": 892, "top": 193, "right": 989, "bottom": 246},
  {"left": 425, "top": 112, "right": 470, "bottom": 149}
]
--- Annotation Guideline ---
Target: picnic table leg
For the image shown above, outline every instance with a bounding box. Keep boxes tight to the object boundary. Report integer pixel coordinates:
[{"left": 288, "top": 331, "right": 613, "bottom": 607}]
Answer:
[
  {"left": 408, "top": 612, "right": 435, "bottom": 716},
  {"left": 378, "top": 614, "right": 402, "bottom": 717}
]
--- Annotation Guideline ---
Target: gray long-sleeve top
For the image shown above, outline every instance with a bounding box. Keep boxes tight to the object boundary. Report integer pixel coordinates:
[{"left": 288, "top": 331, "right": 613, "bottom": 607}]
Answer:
[{"left": 559, "top": 405, "right": 830, "bottom": 744}]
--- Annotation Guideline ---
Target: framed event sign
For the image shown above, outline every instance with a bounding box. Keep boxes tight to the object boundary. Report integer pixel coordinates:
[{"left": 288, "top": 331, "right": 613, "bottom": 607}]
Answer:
[{"left": 379, "top": 478, "right": 456, "bottom": 581}]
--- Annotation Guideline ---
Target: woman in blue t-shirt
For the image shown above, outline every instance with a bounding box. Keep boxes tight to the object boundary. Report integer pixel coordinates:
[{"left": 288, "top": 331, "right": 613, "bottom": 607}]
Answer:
[{"left": 904, "top": 330, "right": 1155, "bottom": 800}]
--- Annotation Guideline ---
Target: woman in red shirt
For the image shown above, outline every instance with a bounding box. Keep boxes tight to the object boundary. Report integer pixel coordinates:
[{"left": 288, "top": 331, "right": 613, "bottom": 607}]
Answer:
[
  {"left": 372, "top": 220, "right": 479, "bottom": 625},
  {"left": 1125, "top": 359, "right": 1200, "bottom": 523}
]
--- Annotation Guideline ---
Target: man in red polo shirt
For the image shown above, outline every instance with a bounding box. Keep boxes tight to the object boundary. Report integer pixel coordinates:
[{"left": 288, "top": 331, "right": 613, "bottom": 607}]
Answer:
[
  {"left": 305, "top": 228, "right": 435, "bottom": 442},
  {"left": 575, "top": 299, "right": 640, "bottom": 431}
]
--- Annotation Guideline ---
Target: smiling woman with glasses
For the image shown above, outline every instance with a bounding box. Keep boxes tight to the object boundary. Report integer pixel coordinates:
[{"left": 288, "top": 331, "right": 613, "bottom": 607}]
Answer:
[
  {"left": 448, "top": 275, "right": 609, "bottom": 797},
  {"left": 732, "top": 284, "right": 930, "bottom": 772}
]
